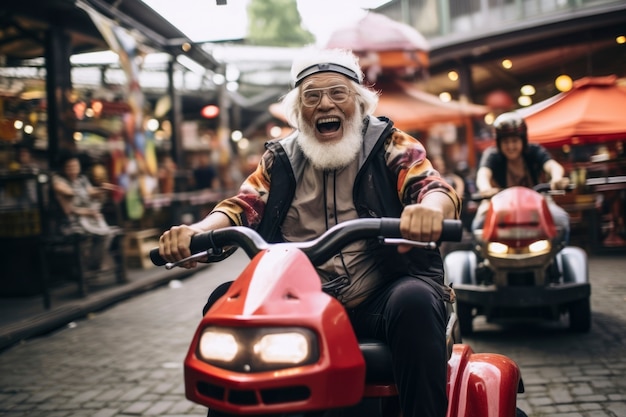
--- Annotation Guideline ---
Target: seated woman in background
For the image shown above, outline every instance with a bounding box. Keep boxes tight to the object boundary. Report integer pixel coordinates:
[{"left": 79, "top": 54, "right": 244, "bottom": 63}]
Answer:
[{"left": 52, "top": 150, "right": 120, "bottom": 270}]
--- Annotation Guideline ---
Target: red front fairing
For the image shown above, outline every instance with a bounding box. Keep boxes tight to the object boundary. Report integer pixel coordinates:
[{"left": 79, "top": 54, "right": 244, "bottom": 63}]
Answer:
[
  {"left": 183, "top": 245, "right": 524, "bottom": 417},
  {"left": 482, "top": 186, "right": 557, "bottom": 246},
  {"left": 447, "top": 345, "right": 521, "bottom": 417},
  {"left": 184, "top": 247, "right": 366, "bottom": 415}
]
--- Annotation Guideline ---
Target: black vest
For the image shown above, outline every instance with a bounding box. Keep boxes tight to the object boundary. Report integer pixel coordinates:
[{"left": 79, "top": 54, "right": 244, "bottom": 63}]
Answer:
[{"left": 256, "top": 116, "right": 445, "bottom": 284}]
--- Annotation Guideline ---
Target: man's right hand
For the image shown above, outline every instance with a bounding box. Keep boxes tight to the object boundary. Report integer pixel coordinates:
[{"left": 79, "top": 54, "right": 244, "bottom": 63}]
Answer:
[{"left": 159, "top": 224, "right": 206, "bottom": 268}]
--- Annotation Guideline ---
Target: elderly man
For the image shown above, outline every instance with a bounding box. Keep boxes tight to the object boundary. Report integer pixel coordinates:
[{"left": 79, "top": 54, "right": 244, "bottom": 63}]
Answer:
[{"left": 159, "top": 48, "right": 461, "bottom": 417}]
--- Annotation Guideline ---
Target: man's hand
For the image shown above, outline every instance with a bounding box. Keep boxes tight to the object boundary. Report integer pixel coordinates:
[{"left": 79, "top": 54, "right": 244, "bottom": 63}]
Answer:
[
  {"left": 550, "top": 177, "right": 570, "bottom": 191},
  {"left": 398, "top": 204, "right": 445, "bottom": 253},
  {"left": 159, "top": 224, "right": 206, "bottom": 268}
]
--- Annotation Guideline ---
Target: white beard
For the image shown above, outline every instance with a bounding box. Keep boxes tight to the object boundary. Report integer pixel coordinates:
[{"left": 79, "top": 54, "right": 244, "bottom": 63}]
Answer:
[{"left": 296, "top": 109, "right": 364, "bottom": 171}]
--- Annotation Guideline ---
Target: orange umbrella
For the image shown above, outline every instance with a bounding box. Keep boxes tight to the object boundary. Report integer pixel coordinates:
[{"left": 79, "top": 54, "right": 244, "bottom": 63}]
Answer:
[
  {"left": 374, "top": 80, "right": 487, "bottom": 132},
  {"left": 519, "top": 75, "right": 626, "bottom": 148}
]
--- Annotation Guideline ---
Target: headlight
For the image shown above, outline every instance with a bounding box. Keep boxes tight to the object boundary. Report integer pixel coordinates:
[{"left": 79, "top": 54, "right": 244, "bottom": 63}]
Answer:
[
  {"left": 528, "top": 239, "right": 550, "bottom": 254},
  {"left": 197, "top": 326, "right": 319, "bottom": 372},
  {"left": 254, "top": 333, "right": 309, "bottom": 364},
  {"left": 488, "top": 242, "right": 509, "bottom": 255},
  {"left": 487, "top": 239, "right": 552, "bottom": 257},
  {"left": 199, "top": 330, "right": 239, "bottom": 361}
]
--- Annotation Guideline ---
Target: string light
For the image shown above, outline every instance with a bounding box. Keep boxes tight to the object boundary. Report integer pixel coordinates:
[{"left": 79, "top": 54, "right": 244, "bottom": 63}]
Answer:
[{"left": 555, "top": 74, "right": 573, "bottom": 92}]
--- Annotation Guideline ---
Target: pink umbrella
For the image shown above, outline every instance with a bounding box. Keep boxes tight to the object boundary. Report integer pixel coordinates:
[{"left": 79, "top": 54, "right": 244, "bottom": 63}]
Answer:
[
  {"left": 326, "top": 12, "right": 429, "bottom": 52},
  {"left": 325, "top": 12, "right": 429, "bottom": 80}
]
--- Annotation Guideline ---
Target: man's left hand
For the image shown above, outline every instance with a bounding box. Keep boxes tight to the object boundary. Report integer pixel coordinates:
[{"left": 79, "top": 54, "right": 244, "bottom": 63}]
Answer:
[{"left": 397, "top": 204, "right": 445, "bottom": 253}]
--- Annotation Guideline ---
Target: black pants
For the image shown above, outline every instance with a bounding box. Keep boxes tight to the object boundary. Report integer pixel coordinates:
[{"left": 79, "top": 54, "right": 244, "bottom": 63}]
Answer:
[
  {"left": 204, "top": 277, "right": 448, "bottom": 417},
  {"left": 348, "top": 276, "right": 448, "bottom": 417}
]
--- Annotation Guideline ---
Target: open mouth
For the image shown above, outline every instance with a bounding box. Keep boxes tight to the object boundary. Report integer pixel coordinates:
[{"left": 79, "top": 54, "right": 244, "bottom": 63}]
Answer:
[{"left": 316, "top": 117, "right": 341, "bottom": 134}]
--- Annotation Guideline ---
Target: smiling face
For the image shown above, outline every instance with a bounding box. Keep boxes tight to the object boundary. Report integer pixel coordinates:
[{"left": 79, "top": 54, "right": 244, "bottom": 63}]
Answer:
[
  {"left": 299, "top": 74, "right": 358, "bottom": 144},
  {"left": 295, "top": 73, "right": 364, "bottom": 171},
  {"left": 498, "top": 135, "right": 524, "bottom": 161}
]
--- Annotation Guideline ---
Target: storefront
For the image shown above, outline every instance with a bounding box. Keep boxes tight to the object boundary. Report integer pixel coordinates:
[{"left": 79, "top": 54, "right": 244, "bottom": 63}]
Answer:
[{"left": 0, "top": 0, "right": 221, "bottom": 296}]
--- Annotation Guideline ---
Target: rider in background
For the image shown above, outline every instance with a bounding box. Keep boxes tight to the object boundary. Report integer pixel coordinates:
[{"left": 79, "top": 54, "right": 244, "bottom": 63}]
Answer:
[
  {"left": 159, "top": 47, "right": 461, "bottom": 417},
  {"left": 471, "top": 112, "right": 571, "bottom": 243}
]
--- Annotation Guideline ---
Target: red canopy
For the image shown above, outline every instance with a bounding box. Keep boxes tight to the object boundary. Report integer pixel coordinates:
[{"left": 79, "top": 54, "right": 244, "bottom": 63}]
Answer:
[{"left": 519, "top": 75, "right": 626, "bottom": 148}]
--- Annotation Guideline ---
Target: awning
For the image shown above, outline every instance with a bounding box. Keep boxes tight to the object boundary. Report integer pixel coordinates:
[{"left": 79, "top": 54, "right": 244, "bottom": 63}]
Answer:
[{"left": 518, "top": 75, "right": 626, "bottom": 148}]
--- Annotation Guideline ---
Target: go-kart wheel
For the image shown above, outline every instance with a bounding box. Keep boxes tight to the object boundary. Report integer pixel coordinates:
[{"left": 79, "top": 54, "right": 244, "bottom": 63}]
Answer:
[
  {"left": 456, "top": 302, "right": 474, "bottom": 336},
  {"left": 516, "top": 407, "right": 529, "bottom": 417},
  {"left": 568, "top": 297, "right": 591, "bottom": 332}
]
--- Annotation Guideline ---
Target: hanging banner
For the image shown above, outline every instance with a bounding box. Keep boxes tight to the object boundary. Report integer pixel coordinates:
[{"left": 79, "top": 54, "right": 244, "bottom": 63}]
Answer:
[{"left": 77, "top": 1, "right": 159, "bottom": 219}]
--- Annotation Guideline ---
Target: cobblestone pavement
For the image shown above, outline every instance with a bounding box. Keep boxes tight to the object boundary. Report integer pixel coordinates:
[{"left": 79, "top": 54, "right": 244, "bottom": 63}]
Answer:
[
  {"left": 465, "top": 253, "right": 626, "bottom": 417},
  {"left": 0, "top": 250, "right": 624, "bottom": 417},
  {"left": 0, "top": 251, "right": 248, "bottom": 417}
]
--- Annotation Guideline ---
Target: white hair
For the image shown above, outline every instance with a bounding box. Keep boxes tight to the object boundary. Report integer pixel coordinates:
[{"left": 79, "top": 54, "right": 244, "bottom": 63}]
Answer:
[{"left": 281, "top": 48, "right": 379, "bottom": 128}]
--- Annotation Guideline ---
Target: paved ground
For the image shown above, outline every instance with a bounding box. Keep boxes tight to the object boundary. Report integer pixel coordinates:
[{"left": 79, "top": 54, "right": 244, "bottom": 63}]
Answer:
[
  {"left": 0, "top": 250, "right": 624, "bottom": 417},
  {"left": 465, "top": 253, "right": 626, "bottom": 417}
]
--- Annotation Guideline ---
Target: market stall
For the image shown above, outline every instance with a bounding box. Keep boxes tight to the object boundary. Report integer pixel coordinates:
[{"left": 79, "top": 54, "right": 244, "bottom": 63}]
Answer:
[{"left": 518, "top": 75, "right": 626, "bottom": 249}]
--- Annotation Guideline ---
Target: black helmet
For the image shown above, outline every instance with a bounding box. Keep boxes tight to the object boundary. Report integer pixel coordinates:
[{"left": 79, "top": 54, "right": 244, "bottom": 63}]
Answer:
[{"left": 493, "top": 112, "right": 527, "bottom": 148}]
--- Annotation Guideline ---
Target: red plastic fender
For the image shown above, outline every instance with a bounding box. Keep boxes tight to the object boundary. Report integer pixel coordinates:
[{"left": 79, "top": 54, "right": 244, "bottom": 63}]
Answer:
[
  {"left": 447, "top": 344, "right": 521, "bottom": 417},
  {"left": 482, "top": 186, "right": 557, "bottom": 244},
  {"left": 184, "top": 248, "right": 366, "bottom": 415}
]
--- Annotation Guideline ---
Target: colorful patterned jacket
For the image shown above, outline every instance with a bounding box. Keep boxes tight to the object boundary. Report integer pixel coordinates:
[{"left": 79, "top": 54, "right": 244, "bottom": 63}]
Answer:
[{"left": 211, "top": 115, "right": 461, "bottom": 288}]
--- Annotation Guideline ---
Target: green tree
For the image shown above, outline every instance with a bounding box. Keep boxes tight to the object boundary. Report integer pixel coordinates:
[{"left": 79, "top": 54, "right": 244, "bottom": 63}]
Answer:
[{"left": 247, "top": 0, "right": 315, "bottom": 47}]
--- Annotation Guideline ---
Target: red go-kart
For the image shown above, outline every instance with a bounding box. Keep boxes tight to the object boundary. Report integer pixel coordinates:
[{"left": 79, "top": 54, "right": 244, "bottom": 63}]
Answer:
[
  {"left": 446, "top": 184, "right": 591, "bottom": 335},
  {"left": 151, "top": 218, "right": 526, "bottom": 417}
]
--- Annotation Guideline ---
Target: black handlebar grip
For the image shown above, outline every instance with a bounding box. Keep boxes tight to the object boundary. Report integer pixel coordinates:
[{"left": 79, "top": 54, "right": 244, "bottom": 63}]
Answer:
[
  {"left": 380, "top": 218, "right": 462, "bottom": 242},
  {"left": 441, "top": 219, "right": 463, "bottom": 242},
  {"left": 379, "top": 217, "right": 402, "bottom": 238},
  {"left": 150, "top": 248, "right": 166, "bottom": 266},
  {"left": 149, "top": 231, "right": 223, "bottom": 267}
]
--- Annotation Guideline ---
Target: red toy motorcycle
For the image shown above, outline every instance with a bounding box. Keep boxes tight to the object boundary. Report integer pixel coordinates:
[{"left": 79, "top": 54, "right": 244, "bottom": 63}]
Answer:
[
  {"left": 446, "top": 184, "right": 591, "bottom": 335},
  {"left": 151, "top": 218, "right": 526, "bottom": 417}
]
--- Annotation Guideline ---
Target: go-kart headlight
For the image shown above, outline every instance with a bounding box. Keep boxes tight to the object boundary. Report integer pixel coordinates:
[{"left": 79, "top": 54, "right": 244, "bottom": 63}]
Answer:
[
  {"left": 197, "top": 326, "right": 319, "bottom": 372},
  {"left": 487, "top": 239, "right": 552, "bottom": 257},
  {"left": 487, "top": 242, "right": 509, "bottom": 255},
  {"left": 528, "top": 239, "right": 550, "bottom": 254},
  {"left": 199, "top": 330, "right": 239, "bottom": 362},
  {"left": 254, "top": 332, "right": 310, "bottom": 364}
]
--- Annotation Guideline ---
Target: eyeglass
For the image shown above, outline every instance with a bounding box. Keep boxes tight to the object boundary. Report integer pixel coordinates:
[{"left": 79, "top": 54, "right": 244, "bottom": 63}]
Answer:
[{"left": 300, "top": 85, "right": 355, "bottom": 107}]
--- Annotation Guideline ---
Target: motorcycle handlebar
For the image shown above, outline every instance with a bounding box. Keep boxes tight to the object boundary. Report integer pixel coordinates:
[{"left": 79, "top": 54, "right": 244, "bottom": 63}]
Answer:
[{"left": 150, "top": 218, "right": 463, "bottom": 267}]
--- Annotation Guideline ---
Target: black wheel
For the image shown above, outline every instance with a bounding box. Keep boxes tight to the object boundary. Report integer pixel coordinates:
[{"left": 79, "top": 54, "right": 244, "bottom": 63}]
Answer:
[
  {"left": 516, "top": 407, "right": 529, "bottom": 417},
  {"left": 568, "top": 297, "right": 591, "bottom": 332},
  {"left": 456, "top": 302, "right": 474, "bottom": 336}
]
